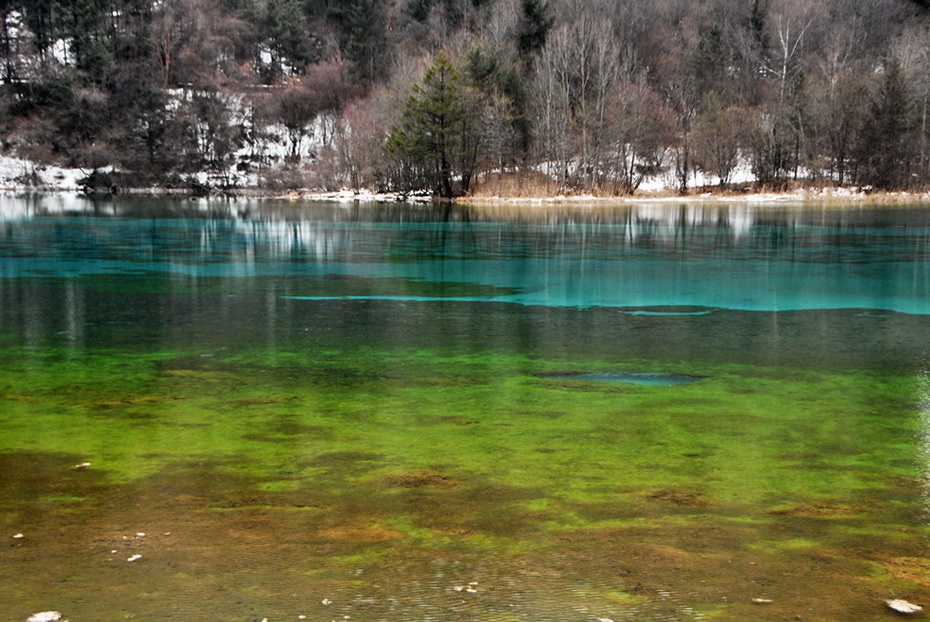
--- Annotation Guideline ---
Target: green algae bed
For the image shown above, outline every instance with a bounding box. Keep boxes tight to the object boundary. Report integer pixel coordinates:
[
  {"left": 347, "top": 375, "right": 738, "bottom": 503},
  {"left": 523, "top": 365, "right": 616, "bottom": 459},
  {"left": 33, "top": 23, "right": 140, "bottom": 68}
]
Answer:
[
  {"left": 2, "top": 334, "right": 929, "bottom": 621},
  {"left": 6, "top": 199, "right": 930, "bottom": 621}
]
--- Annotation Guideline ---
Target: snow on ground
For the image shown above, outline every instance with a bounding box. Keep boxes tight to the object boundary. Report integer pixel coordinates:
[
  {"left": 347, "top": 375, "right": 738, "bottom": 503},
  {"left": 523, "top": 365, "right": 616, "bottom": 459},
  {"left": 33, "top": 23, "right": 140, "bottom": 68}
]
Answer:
[
  {"left": 637, "top": 158, "right": 756, "bottom": 193},
  {"left": 290, "top": 189, "right": 433, "bottom": 203},
  {"left": 0, "top": 154, "right": 87, "bottom": 192},
  {"left": 0, "top": 148, "right": 928, "bottom": 208}
]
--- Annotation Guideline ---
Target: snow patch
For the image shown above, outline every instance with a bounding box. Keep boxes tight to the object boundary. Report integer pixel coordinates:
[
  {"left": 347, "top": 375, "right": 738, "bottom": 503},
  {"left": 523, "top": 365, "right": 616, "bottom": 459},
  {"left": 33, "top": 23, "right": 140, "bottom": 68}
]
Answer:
[
  {"left": 286, "top": 189, "right": 433, "bottom": 203},
  {"left": 0, "top": 155, "right": 88, "bottom": 191}
]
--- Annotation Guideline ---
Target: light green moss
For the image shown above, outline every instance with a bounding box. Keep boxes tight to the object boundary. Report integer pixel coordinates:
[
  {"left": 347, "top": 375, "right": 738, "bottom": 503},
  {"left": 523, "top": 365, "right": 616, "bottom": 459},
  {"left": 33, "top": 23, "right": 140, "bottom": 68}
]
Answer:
[{"left": 2, "top": 340, "right": 929, "bottom": 615}]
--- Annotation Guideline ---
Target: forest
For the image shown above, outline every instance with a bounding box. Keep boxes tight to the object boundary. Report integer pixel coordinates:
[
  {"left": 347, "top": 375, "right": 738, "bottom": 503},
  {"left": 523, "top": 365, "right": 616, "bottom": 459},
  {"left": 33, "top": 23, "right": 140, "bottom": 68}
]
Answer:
[{"left": 1, "top": 0, "right": 930, "bottom": 197}]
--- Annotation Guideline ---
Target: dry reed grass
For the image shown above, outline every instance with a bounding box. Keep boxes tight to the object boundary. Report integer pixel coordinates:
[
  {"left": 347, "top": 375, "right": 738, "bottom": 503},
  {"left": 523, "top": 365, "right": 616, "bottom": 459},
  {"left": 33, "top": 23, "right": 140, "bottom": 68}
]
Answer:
[{"left": 462, "top": 171, "right": 930, "bottom": 207}]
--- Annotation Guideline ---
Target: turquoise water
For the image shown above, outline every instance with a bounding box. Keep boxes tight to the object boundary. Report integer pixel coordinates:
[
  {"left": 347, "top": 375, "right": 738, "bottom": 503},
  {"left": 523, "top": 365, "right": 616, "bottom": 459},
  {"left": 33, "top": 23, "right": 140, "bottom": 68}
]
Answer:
[
  {"left": 3, "top": 196, "right": 930, "bottom": 622},
  {"left": 3, "top": 200, "right": 930, "bottom": 313},
  {"left": 542, "top": 372, "right": 705, "bottom": 385}
]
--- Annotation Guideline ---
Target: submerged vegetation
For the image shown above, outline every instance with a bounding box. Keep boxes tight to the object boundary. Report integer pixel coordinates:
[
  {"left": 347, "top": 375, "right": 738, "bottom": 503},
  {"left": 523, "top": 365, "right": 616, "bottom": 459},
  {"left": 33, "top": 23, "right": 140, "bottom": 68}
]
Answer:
[
  {"left": 1, "top": 0, "right": 930, "bottom": 196},
  {"left": 2, "top": 336, "right": 929, "bottom": 620},
  {"left": 4, "top": 198, "right": 930, "bottom": 620}
]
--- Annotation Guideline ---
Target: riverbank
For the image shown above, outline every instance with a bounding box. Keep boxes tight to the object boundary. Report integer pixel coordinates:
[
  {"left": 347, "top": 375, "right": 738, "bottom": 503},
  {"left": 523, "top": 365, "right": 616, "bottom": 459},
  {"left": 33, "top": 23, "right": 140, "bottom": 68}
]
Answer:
[
  {"left": 455, "top": 172, "right": 930, "bottom": 205},
  {"left": 7, "top": 181, "right": 930, "bottom": 207},
  {"left": 288, "top": 186, "right": 930, "bottom": 207},
  {"left": 2, "top": 152, "right": 930, "bottom": 207}
]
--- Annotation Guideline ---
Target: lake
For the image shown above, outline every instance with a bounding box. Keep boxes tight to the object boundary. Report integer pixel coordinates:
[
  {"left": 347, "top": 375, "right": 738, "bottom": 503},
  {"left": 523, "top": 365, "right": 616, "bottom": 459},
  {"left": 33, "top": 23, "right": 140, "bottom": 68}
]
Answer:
[{"left": 2, "top": 194, "right": 930, "bottom": 621}]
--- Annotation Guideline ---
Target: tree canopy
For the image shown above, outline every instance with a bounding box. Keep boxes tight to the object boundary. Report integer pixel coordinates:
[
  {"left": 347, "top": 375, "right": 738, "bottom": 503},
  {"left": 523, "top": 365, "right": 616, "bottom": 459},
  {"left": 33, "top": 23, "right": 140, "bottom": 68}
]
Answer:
[
  {"left": 0, "top": 0, "right": 929, "bottom": 195},
  {"left": 386, "top": 52, "right": 466, "bottom": 197}
]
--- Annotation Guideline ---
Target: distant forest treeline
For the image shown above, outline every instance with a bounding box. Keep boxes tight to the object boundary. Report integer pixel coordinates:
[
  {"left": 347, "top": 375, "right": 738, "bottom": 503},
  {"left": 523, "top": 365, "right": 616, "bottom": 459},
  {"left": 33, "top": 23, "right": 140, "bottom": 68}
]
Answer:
[{"left": 2, "top": 0, "right": 930, "bottom": 196}]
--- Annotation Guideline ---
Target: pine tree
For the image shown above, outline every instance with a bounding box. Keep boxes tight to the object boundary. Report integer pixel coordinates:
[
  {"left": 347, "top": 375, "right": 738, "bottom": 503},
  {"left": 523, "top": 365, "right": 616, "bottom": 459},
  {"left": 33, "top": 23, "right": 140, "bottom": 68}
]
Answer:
[
  {"left": 386, "top": 51, "right": 467, "bottom": 197},
  {"left": 345, "top": 0, "right": 387, "bottom": 85},
  {"left": 748, "top": 0, "right": 768, "bottom": 57},
  {"left": 22, "top": 0, "right": 60, "bottom": 60},
  {"left": 691, "top": 24, "right": 727, "bottom": 98},
  {"left": 406, "top": 0, "right": 433, "bottom": 22},
  {"left": 263, "top": 0, "right": 316, "bottom": 77},
  {"left": 516, "top": 0, "right": 552, "bottom": 59},
  {"left": 858, "top": 58, "right": 914, "bottom": 189},
  {"left": 464, "top": 44, "right": 530, "bottom": 157}
]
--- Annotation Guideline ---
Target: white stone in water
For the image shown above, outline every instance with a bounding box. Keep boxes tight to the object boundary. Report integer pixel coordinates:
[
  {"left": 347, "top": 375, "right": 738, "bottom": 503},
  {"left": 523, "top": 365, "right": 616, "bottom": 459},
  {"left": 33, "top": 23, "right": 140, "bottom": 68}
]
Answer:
[
  {"left": 126, "top": 554, "right": 143, "bottom": 562},
  {"left": 887, "top": 599, "right": 923, "bottom": 614},
  {"left": 26, "top": 613, "right": 62, "bottom": 622},
  {"left": 12, "top": 533, "right": 23, "bottom": 539}
]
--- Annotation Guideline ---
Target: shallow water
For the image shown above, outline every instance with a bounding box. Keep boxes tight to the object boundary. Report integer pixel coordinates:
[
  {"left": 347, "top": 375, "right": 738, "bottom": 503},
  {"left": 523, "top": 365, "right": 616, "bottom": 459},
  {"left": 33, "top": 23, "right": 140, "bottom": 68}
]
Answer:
[
  {"left": 540, "top": 372, "right": 705, "bottom": 385},
  {"left": 2, "top": 196, "right": 930, "bottom": 621}
]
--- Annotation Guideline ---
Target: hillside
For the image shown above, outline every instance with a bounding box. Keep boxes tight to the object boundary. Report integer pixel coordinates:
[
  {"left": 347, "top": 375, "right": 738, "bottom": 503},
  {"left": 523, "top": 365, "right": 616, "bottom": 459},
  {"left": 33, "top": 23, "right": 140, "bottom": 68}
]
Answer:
[{"left": 0, "top": 0, "right": 929, "bottom": 198}]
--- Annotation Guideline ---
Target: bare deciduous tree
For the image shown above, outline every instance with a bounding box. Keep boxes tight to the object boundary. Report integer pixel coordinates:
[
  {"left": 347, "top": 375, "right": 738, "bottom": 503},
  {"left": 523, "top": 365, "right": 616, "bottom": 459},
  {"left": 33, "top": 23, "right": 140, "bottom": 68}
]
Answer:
[{"left": 693, "top": 93, "right": 747, "bottom": 189}]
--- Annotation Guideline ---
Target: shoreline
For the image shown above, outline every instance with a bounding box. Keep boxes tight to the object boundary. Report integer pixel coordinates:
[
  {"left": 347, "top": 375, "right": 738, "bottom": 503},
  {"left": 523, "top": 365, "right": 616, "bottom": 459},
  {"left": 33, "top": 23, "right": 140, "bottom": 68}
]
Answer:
[
  {"left": 4, "top": 184, "right": 930, "bottom": 208},
  {"left": 285, "top": 186, "right": 930, "bottom": 207},
  {"left": 455, "top": 186, "right": 930, "bottom": 206}
]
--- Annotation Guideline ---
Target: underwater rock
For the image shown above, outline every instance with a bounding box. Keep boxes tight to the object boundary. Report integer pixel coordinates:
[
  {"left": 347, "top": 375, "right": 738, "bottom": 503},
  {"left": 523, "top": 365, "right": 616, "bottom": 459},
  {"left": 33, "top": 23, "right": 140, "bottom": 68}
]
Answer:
[
  {"left": 452, "top": 582, "right": 479, "bottom": 593},
  {"left": 887, "top": 599, "right": 923, "bottom": 614},
  {"left": 126, "top": 554, "right": 143, "bottom": 562},
  {"left": 752, "top": 598, "right": 773, "bottom": 604},
  {"left": 26, "top": 613, "right": 64, "bottom": 622}
]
